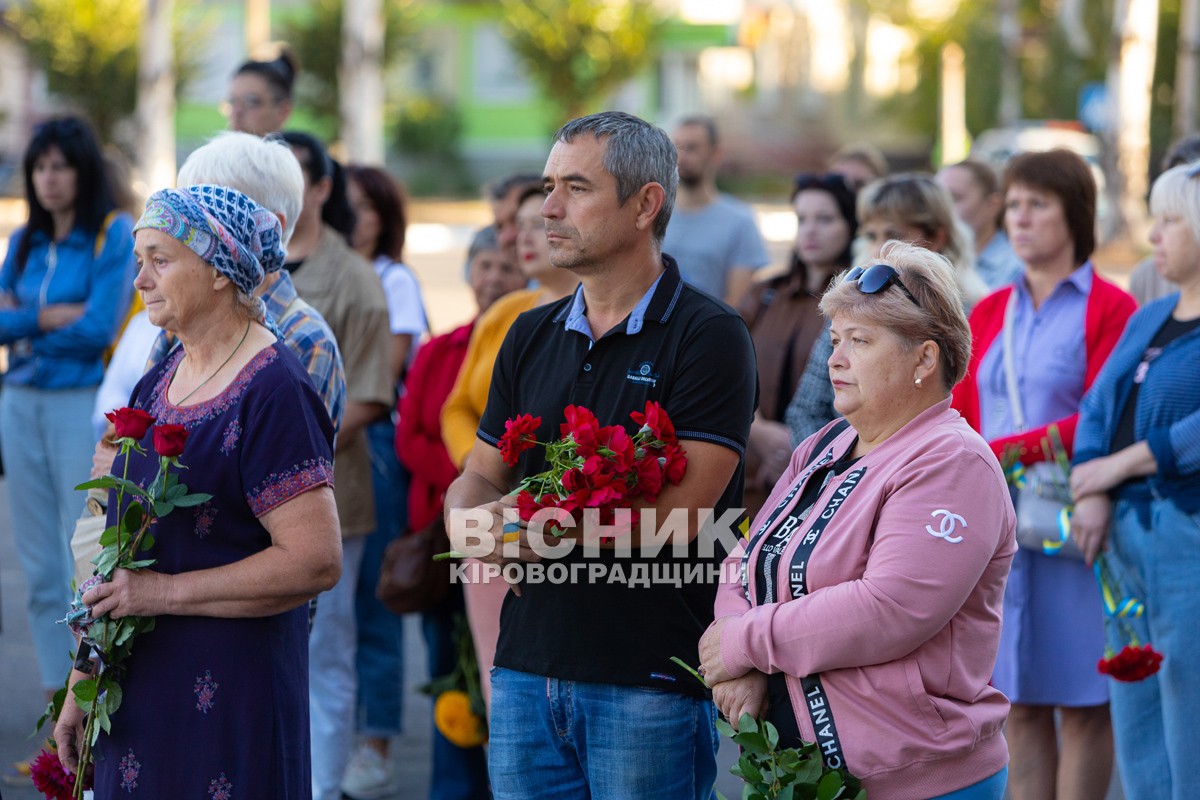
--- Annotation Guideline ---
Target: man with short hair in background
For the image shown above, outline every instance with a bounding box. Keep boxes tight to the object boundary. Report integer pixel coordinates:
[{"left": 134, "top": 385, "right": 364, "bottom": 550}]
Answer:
[{"left": 663, "top": 115, "right": 769, "bottom": 305}]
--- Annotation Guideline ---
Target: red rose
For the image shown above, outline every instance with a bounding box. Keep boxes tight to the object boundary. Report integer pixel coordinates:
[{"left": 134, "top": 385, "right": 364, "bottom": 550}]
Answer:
[
  {"left": 1098, "top": 644, "right": 1163, "bottom": 682},
  {"left": 630, "top": 401, "right": 676, "bottom": 444},
  {"left": 152, "top": 424, "right": 190, "bottom": 458},
  {"left": 661, "top": 443, "right": 688, "bottom": 485},
  {"left": 499, "top": 414, "right": 543, "bottom": 466},
  {"left": 105, "top": 407, "right": 156, "bottom": 440}
]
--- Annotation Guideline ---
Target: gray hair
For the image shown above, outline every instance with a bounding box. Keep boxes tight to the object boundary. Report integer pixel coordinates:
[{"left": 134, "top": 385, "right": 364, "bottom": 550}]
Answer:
[
  {"left": 466, "top": 225, "right": 501, "bottom": 270},
  {"left": 1150, "top": 162, "right": 1200, "bottom": 242},
  {"left": 178, "top": 132, "right": 304, "bottom": 247},
  {"left": 486, "top": 172, "right": 543, "bottom": 202},
  {"left": 554, "top": 111, "right": 678, "bottom": 242}
]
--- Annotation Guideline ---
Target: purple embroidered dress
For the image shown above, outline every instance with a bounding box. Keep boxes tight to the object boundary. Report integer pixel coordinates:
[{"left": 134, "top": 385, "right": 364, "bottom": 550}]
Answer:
[{"left": 92, "top": 342, "right": 335, "bottom": 799}]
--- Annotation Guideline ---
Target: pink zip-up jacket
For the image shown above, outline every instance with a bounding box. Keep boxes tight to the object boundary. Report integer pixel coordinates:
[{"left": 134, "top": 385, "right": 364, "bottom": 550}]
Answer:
[{"left": 713, "top": 398, "right": 1016, "bottom": 799}]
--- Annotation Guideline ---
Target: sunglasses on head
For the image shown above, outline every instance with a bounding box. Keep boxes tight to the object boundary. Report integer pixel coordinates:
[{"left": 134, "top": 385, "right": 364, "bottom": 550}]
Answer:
[{"left": 845, "top": 264, "right": 922, "bottom": 309}]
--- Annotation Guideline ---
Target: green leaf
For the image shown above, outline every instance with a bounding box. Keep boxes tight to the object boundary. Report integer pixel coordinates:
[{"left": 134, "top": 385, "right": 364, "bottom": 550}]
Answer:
[
  {"left": 124, "top": 558, "right": 157, "bottom": 570},
  {"left": 94, "top": 547, "right": 120, "bottom": 578},
  {"left": 794, "top": 755, "right": 823, "bottom": 785},
  {"left": 72, "top": 678, "right": 98, "bottom": 704},
  {"left": 732, "top": 730, "right": 770, "bottom": 755},
  {"left": 763, "top": 719, "right": 780, "bottom": 749},
  {"left": 139, "top": 534, "right": 156, "bottom": 552},
  {"left": 776, "top": 786, "right": 795, "bottom": 800},
  {"left": 816, "top": 770, "right": 844, "bottom": 800},
  {"left": 170, "top": 492, "right": 211, "bottom": 508},
  {"left": 113, "top": 620, "right": 138, "bottom": 647},
  {"left": 96, "top": 700, "right": 112, "bottom": 734},
  {"left": 731, "top": 758, "right": 763, "bottom": 783},
  {"left": 105, "top": 683, "right": 123, "bottom": 716},
  {"left": 153, "top": 500, "right": 175, "bottom": 516},
  {"left": 715, "top": 717, "right": 736, "bottom": 738},
  {"left": 166, "top": 482, "right": 187, "bottom": 500},
  {"left": 74, "top": 476, "right": 119, "bottom": 491},
  {"left": 122, "top": 501, "right": 145, "bottom": 533},
  {"left": 98, "top": 524, "right": 120, "bottom": 547}
]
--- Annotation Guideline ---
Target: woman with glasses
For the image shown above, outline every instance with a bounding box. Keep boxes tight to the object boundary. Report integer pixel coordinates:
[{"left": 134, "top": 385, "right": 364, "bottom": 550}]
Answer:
[
  {"left": 701, "top": 242, "right": 1015, "bottom": 800},
  {"left": 952, "top": 149, "right": 1136, "bottom": 800},
  {"left": 738, "top": 173, "right": 856, "bottom": 518},
  {"left": 0, "top": 116, "right": 136, "bottom": 735},
  {"left": 1068, "top": 162, "right": 1200, "bottom": 800},
  {"left": 225, "top": 48, "right": 298, "bottom": 136},
  {"left": 784, "top": 172, "right": 987, "bottom": 446}
]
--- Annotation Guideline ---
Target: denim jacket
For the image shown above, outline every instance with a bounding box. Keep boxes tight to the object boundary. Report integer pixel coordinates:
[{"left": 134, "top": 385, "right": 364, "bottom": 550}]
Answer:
[
  {"left": 1075, "top": 293, "right": 1200, "bottom": 511},
  {"left": 0, "top": 215, "right": 136, "bottom": 389}
]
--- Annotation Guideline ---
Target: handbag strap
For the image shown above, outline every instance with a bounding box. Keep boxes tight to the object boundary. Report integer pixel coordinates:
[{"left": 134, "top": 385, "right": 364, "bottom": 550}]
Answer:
[{"left": 1001, "top": 289, "right": 1027, "bottom": 432}]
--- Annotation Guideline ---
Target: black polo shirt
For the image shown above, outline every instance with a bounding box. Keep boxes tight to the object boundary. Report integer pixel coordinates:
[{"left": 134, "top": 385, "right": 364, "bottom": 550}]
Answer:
[{"left": 478, "top": 254, "right": 758, "bottom": 697}]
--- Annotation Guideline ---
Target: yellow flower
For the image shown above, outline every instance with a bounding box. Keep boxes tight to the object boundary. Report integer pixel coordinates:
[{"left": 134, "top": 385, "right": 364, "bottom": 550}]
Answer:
[{"left": 434, "top": 690, "right": 487, "bottom": 748}]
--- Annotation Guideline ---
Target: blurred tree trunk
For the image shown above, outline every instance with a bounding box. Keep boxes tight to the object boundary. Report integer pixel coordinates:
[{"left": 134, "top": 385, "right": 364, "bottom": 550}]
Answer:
[
  {"left": 997, "top": 0, "right": 1021, "bottom": 126},
  {"left": 1103, "top": 0, "right": 1159, "bottom": 243},
  {"left": 340, "top": 0, "right": 385, "bottom": 164},
  {"left": 245, "top": 0, "right": 270, "bottom": 54},
  {"left": 1177, "top": 0, "right": 1200, "bottom": 137},
  {"left": 137, "top": 0, "right": 176, "bottom": 189}
]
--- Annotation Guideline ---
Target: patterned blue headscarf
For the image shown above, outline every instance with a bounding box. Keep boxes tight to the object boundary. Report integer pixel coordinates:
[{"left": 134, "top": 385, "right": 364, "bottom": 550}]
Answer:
[{"left": 133, "top": 184, "right": 285, "bottom": 296}]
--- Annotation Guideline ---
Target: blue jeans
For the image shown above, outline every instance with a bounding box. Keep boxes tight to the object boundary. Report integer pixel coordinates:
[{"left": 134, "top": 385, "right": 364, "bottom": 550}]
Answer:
[
  {"left": 311, "top": 535, "right": 366, "bottom": 800},
  {"left": 1107, "top": 498, "right": 1200, "bottom": 800},
  {"left": 0, "top": 384, "right": 97, "bottom": 689},
  {"left": 489, "top": 667, "right": 718, "bottom": 800},
  {"left": 422, "top": 589, "right": 490, "bottom": 800},
  {"left": 353, "top": 419, "right": 409, "bottom": 737},
  {"left": 928, "top": 767, "right": 1008, "bottom": 799}
]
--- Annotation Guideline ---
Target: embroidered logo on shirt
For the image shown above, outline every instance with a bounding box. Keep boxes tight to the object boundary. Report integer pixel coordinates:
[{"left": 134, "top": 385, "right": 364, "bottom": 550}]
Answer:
[
  {"left": 626, "top": 361, "right": 659, "bottom": 387},
  {"left": 926, "top": 509, "right": 967, "bottom": 543}
]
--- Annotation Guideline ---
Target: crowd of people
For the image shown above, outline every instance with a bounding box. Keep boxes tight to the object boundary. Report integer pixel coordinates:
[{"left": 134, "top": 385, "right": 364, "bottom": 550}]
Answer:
[{"left": 1, "top": 44, "right": 1198, "bottom": 800}]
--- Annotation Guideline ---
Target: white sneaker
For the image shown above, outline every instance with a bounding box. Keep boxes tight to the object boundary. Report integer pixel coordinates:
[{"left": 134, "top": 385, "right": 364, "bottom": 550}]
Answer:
[{"left": 340, "top": 744, "right": 397, "bottom": 800}]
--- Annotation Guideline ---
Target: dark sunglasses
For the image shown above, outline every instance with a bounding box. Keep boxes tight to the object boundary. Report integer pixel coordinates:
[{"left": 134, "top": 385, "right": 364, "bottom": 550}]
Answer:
[{"left": 845, "top": 264, "right": 922, "bottom": 309}]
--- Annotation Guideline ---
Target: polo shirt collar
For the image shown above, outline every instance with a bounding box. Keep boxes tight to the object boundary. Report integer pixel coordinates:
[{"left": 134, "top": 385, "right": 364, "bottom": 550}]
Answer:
[{"left": 554, "top": 253, "right": 685, "bottom": 342}]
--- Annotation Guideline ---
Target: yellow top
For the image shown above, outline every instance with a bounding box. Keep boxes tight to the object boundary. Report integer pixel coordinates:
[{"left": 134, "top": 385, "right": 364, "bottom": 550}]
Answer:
[{"left": 441, "top": 289, "right": 541, "bottom": 467}]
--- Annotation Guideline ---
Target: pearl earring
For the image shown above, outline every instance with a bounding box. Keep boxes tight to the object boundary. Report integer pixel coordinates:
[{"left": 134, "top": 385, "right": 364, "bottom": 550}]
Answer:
[{"left": 914, "top": 377, "right": 923, "bottom": 387}]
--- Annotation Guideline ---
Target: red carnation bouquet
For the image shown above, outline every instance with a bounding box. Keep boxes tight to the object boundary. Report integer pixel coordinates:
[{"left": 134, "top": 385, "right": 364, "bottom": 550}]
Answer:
[
  {"left": 35, "top": 407, "right": 211, "bottom": 800},
  {"left": 440, "top": 402, "right": 686, "bottom": 558},
  {"left": 1094, "top": 552, "right": 1163, "bottom": 683},
  {"left": 501, "top": 402, "right": 687, "bottom": 537}
]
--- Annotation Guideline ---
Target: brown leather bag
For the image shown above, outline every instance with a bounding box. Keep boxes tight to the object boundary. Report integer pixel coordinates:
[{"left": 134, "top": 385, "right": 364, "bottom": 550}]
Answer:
[{"left": 376, "top": 516, "right": 452, "bottom": 615}]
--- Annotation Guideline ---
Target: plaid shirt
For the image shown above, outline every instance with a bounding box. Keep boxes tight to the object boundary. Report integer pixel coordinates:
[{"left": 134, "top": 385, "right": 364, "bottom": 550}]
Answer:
[{"left": 145, "top": 271, "right": 346, "bottom": 432}]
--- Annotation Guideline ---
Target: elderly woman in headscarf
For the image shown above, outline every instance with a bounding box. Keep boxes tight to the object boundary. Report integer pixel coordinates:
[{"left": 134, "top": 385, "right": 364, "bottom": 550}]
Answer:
[{"left": 54, "top": 185, "right": 342, "bottom": 798}]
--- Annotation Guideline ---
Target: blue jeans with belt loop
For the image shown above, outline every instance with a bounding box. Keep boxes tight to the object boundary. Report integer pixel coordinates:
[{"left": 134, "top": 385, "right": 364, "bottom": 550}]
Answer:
[
  {"left": 488, "top": 666, "right": 719, "bottom": 799},
  {"left": 1106, "top": 497, "right": 1200, "bottom": 800},
  {"left": 0, "top": 384, "right": 98, "bottom": 690}
]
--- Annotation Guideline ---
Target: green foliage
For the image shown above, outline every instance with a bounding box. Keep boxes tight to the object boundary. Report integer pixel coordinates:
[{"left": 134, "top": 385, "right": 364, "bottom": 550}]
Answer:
[
  {"left": 5, "top": 0, "right": 211, "bottom": 141},
  {"left": 281, "top": 0, "right": 418, "bottom": 125},
  {"left": 498, "top": 0, "right": 666, "bottom": 126},
  {"left": 716, "top": 714, "right": 865, "bottom": 800},
  {"left": 395, "top": 96, "right": 463, "bottom": 157}
]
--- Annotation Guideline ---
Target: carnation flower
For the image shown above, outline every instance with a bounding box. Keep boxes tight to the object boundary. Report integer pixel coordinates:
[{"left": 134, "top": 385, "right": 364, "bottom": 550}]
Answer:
[
  {"left": 1098, "top": 644, "right": 1163, "bottom": 683},
  {"left": 499, "top": 413, "right": 543, "bottom": 466},
  {"left": 29, "top": 748, "right": 88, "bottom": 800}
]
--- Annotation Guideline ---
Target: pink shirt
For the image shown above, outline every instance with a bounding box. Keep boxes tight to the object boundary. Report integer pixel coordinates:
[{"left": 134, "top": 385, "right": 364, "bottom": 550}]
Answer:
[{"left": 713, "top": 399, "right": 1016, "bottom": 799}]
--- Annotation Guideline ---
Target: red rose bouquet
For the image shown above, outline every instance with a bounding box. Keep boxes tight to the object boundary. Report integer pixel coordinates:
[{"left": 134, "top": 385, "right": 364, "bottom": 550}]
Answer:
[
  {"left": 1094, "top": 552, "right": 1163, "bottom": 683},
  {"left": 36, "top": 408, "right": 211, "bottom": 800},
  {"left": 500, "top": 402, "right": 687, "bottom": 537}
]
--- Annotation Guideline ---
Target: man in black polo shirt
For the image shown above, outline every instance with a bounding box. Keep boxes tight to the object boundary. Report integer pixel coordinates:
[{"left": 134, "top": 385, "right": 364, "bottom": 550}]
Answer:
[{"left": 445, "top": 110, "right": 757, "bottom": 798}]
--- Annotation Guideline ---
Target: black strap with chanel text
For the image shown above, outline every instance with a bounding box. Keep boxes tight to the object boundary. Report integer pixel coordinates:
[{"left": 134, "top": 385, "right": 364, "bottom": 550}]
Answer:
[{"left": 788, "top": 464, "right": 866, "bottom": 771}]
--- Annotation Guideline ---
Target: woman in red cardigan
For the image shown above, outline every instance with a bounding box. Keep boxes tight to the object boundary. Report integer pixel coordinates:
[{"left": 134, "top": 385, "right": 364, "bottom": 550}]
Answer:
[
  {"left": 395, "top": 226, "right": 525, "bottom": 799},
  {"left": 952, "top": 149, "right": 1136, "bottom": 800}
]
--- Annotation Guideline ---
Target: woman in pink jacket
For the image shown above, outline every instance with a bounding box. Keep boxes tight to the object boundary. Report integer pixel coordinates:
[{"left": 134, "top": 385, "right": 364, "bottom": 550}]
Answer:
[{"left": 700, "top": 241, "right": 1016, "bottom": 800}]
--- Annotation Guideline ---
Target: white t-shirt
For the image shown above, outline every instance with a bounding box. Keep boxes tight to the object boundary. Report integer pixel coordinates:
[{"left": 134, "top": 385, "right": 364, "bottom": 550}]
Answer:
[
  {"left": 373, "top": 256, "right": 427, "bottom": 338},
  {"left": 92, "top": 311, "right": 161, "bottom": 440}
]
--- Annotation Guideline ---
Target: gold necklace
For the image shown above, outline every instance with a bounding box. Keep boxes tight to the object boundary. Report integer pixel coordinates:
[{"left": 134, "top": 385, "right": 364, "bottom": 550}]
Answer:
[{"left": 174, "top": 320, "right": 252, "bottom": 405}]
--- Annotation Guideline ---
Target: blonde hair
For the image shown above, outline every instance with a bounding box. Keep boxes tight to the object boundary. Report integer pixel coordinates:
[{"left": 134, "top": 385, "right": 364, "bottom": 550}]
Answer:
[
  {"left": 857, "top": 173, "right": 988, "bottom": 308},
  {"left": 1149, "top": 162, "right": 1200, "bottom": 242},
  {"left": 820, "top": 241, "right": 972, "bottom": 392}
]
